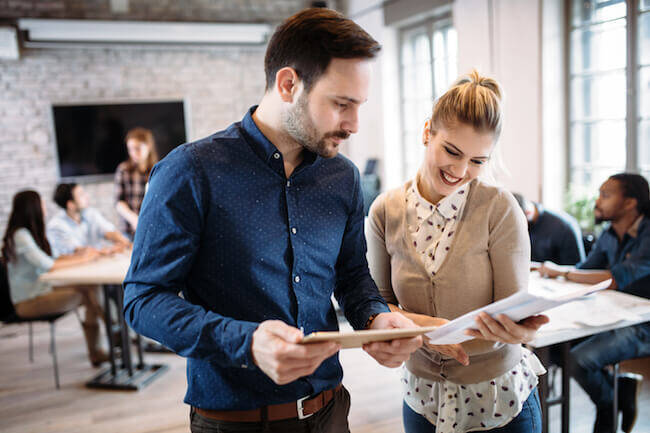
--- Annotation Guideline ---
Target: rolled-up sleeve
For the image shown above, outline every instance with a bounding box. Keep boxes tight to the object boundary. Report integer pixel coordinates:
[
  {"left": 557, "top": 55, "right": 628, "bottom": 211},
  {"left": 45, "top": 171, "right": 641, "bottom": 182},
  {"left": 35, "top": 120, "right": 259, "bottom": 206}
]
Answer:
[
  {"left": 333, "top": 167, "right": 389, "bottom": 330},
  {"left": 123, "top": 147, "right": 258, "bottom": 369}
]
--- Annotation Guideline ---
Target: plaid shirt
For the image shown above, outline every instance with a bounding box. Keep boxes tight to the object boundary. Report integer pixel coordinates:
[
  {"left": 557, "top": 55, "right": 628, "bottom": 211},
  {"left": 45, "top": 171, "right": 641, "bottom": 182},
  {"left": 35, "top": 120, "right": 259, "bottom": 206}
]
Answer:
[{"left": 114, "top": 161, "right": 149, "bottom": 237}]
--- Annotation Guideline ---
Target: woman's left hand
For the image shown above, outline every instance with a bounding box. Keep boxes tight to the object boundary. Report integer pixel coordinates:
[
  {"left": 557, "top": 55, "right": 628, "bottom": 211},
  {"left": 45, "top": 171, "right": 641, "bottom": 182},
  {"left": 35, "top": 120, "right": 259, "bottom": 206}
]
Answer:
[{"left": 464, "top": 313, "right": 550, "bottom": 344}]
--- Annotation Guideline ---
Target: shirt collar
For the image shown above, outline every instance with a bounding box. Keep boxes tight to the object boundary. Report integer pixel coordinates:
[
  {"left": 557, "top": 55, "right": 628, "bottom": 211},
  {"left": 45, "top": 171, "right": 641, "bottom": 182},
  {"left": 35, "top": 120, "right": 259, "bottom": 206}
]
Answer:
[
  {"left": 240, "top": 105, "right": 319, "bottom": 168},
  {"left": 412, "top": 173, "right": 469, "bottom": 221}
]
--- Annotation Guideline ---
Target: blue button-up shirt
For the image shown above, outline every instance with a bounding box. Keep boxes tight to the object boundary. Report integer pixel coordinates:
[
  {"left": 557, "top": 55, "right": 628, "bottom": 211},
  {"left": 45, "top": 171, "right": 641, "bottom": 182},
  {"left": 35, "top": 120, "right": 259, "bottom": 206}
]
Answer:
[
  {"left": 577, "top": 215, "right": 650, "bottom": 290},
  {"left": 123, "top": 106, "right": 389, "bottom": 410}
]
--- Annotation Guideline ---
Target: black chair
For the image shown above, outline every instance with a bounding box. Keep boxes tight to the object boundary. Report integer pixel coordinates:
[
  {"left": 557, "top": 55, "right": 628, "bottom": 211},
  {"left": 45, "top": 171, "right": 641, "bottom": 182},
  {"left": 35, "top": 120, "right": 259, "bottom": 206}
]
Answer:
[{"left": 0, "top": 259, "right": 74, "bottom": 389}]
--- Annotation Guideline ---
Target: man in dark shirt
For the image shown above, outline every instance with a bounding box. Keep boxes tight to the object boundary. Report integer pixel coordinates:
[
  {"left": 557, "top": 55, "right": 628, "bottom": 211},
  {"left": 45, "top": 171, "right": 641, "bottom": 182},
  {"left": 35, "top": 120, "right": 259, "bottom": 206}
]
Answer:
[
  {"left": 513, "top": 193, "right": 585, "bottom": 265},
  {"left": 540, "top": 173, "right": 650, "bottom": 433},
  {"left": 123, "top": 8, "right": 424, "bottom": 432}
]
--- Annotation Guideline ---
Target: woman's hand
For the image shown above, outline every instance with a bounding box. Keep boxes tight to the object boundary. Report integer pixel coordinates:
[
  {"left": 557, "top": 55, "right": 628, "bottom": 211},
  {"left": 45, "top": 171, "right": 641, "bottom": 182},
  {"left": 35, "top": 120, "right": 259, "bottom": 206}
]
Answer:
[
  {"left": 416, "top": 316, "right": 469, "bottom": 366},
  {"left": 539, "top": 261, "right": 569, "bottom": 278},
  {"left": 464, "top": 313, "right": 549, "bottom": 344}
]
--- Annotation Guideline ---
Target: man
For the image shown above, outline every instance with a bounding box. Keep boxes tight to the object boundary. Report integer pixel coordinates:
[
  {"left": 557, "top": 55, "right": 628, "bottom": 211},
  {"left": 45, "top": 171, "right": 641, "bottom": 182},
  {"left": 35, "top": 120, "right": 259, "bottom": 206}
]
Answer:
[
  {"left": 513, "top": 192, "right": 585, "bottom": 265},
  {"left": 48, "top": 183, "right": 130, "bottom": 258},
  {"left": 123, "top": 8, "right": 422, "bottom": 432},
  {"left": 540, "top": 173, "right": 650, "bottom": 433}
]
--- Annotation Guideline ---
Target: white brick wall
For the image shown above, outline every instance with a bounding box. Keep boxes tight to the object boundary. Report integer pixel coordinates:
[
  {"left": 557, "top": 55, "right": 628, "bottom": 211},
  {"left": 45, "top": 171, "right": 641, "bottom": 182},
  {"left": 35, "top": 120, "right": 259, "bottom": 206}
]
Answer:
[{"left": 0, "top": 45, "right": 266, "bottom": 234}]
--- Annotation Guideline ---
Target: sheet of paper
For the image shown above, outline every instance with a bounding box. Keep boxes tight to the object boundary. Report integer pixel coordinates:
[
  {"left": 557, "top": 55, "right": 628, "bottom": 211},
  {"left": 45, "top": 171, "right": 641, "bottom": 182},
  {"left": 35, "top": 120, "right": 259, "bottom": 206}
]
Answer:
[{"left": 424, "top": 279, "right": 612, "bottom": 344}]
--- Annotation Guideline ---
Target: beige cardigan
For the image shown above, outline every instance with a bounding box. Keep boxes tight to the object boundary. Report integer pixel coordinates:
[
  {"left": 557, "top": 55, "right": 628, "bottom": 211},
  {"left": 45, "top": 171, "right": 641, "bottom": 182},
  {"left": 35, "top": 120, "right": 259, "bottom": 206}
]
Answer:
[{"left": 366, "top": 179, "right": 530, "bottom": 384}]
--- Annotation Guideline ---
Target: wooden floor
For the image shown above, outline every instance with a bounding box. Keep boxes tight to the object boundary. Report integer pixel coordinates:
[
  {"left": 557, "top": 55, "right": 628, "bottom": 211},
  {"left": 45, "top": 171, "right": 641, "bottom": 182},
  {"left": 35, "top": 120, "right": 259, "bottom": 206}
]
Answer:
[{"left": 1, "top": 314, "right": 648, "bottom": 433}]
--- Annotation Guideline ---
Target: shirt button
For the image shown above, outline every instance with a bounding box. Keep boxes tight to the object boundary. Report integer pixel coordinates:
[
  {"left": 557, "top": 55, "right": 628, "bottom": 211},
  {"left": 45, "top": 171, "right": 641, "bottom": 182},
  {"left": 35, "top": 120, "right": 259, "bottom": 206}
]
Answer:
[
  {"left": 241, "top": 364, "right": 248, "bottom": 369},
  {"left": 294, "top": 275, "right": 300, "bottom": 283},
  {"left": 286, "top": 180, "right": 291, "bottom": 187},
  {"left": 273, "top": 152, "right": 280, "bottom": 159},
  {"left": 291, "top": 227, "right": 297, "bottom": 234}
]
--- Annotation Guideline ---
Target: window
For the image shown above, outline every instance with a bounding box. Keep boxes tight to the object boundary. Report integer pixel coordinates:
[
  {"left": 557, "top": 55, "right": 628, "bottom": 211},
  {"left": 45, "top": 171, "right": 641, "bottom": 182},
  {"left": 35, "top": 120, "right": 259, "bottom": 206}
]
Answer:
[
  {"left": 568, "top": 0, "right": 650, "bottom": 192},
  {"left": 399, "top": 17, "right": 457, "bottom": 181}
]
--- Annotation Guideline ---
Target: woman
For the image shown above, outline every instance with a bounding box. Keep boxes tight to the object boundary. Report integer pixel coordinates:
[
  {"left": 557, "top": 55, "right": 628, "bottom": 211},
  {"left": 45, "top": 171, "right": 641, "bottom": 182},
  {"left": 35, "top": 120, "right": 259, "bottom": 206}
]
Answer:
[
  {"left": 2, "top": 190, "right": 108, "bottom": 366},
  {"left": 114, "top": 127, "right": 158, "bottom": 238},
  {"left": 366, "top": 71, "right": 549, "bottom": 433}
]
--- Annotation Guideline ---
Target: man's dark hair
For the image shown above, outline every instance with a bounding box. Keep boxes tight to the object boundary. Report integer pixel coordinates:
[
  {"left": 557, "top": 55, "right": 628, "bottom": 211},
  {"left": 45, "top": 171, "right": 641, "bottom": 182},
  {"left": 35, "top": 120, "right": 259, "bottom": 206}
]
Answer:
[
  {"left": 264, "top": 8, "right": 381, "bottom": 93},
  {"left": 610, "top": 173, "right": 650, "bottom": 217},
  {"left": 53, "top": 183, "right": 77, "bottom": 210}
]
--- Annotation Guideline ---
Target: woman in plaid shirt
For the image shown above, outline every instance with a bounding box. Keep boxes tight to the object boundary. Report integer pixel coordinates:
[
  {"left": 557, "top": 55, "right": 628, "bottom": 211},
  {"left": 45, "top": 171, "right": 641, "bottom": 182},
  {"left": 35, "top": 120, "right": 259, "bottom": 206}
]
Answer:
[{"left": 114, "top": 127, "right": 158, "bottom": 239}]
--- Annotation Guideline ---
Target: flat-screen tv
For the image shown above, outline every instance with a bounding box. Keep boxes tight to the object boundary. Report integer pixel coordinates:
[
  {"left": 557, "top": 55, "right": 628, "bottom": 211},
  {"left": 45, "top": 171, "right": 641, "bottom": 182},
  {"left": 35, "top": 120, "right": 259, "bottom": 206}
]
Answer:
[{"left": 51, "top": 100, "right": 188, "bottom": 180}]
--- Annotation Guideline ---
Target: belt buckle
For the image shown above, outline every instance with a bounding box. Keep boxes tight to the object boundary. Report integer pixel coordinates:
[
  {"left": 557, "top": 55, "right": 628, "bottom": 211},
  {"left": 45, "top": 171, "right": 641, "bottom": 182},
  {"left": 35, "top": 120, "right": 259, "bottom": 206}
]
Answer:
[{"left": 296, "top": 395, "right": 314, "bottom": 420}]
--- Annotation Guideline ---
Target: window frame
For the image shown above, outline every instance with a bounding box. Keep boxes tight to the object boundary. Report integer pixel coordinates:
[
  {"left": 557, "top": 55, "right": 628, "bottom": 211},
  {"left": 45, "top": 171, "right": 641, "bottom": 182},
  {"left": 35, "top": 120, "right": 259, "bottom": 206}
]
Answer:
[
  {"left": 397, "top": 12, "right": 455, "bottom": 182},
  {"left": 565, "top": 0, "right": 646, "bottom": 192}
]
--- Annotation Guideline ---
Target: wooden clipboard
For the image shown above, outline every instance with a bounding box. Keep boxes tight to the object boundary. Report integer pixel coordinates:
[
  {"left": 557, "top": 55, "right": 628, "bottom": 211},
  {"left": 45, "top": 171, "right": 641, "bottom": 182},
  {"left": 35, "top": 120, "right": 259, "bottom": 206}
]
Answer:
[{"left": 300, "top": 325, "right": 439, "bottom": 349}]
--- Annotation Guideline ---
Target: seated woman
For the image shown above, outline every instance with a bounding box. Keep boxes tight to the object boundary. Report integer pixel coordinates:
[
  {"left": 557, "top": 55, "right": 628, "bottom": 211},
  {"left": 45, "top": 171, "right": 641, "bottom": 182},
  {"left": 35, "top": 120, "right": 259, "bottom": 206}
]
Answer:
[
  {"left": 366, "top": 71, "right": 549, "bottom": 433},
  {"left": 1, "top": 190, "right": 108, "bottom": 366}
]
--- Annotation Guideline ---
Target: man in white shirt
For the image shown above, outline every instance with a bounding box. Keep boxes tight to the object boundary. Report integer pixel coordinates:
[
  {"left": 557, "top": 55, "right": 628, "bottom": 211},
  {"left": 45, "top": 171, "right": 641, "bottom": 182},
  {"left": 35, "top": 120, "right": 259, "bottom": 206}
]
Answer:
[{"left": 48, "top": 183, "right": 130, "bottom": 258}]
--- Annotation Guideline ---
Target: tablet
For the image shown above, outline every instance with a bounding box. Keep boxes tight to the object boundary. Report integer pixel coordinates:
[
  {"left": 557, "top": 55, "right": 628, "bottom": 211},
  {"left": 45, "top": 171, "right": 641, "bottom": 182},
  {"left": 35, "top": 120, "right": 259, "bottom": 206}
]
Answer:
[{"left": 300, "top": 326, "right": 439, "bottom": 349}]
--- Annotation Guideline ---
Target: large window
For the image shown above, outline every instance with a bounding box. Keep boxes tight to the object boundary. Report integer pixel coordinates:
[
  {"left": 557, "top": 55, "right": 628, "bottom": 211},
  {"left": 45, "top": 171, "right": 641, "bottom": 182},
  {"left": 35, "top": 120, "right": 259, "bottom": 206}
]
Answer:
[
  {"left": 399, "top": 17, "right": 457, "bottom": 180},
  {"left": 569, "top": 0, "right": 650, "bottom": 192}
]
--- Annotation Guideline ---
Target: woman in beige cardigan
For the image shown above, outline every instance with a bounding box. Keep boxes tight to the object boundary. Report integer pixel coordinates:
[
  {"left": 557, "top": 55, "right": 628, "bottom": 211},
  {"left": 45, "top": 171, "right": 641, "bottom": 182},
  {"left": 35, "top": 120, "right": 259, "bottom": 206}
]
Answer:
[{"left": 366, "top": 71, "right": 549, "bottom": 433}]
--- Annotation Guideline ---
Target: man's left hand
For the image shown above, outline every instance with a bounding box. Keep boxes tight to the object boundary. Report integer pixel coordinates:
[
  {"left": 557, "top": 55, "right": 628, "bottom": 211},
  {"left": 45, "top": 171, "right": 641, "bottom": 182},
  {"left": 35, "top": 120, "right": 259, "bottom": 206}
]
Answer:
[{"left": 362, "top": 312, "right": 423, "bottom": 368}]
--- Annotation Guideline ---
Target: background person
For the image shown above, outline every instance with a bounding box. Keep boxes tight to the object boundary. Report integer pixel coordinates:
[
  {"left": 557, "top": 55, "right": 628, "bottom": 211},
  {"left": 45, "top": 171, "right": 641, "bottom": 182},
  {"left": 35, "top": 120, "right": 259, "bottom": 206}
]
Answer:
[
  {"left": 366, "top": 71, "right": 549, "bottom": 433},
  {"left": 114, "top": 127, "right": 158, "bottom": 239},
  {"left": 512, "top": 192, "right": 585, "bottom": 266},
  {"left": 2, "top": 190, "right": 108, "bottom": 366},
  {"left": 540, "top": 173, "right": 650, "bottom": 433},
  {"left": 48, "top": 182, "right": 130, "bottom": 257}
]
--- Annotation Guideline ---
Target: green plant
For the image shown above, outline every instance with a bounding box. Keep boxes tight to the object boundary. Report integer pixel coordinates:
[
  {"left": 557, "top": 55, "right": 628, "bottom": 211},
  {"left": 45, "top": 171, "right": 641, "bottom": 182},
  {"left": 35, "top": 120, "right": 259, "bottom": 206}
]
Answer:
[{"left": 564, "top": 185, "right": 602, "bottom": 236}]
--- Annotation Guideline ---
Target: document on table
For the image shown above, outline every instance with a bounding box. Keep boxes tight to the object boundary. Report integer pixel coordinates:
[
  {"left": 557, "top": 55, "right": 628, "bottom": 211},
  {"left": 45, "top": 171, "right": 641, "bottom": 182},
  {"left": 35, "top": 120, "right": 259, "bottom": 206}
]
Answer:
[{"left": 424, "top": 279, "right": 612, "bottom": 344}]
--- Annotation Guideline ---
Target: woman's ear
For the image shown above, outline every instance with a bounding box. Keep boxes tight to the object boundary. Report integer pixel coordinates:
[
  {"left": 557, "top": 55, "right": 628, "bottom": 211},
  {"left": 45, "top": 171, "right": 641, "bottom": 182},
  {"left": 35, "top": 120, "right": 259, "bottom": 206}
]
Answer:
[
  {"left": 422, "top": 119, "right": 433, "bottom": 146},
  {"left": 275, "top": 67, "right": 300, "bottom": 103}
]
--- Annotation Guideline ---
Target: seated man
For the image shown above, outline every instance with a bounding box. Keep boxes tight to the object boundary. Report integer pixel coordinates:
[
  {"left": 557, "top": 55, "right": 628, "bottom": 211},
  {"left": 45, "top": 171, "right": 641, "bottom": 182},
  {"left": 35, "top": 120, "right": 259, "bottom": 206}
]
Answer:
[
  {"left": 513, "top": 192, "right": 586, "bottom": 265},
  {"left": 48, "top": 183, "right": 130, "bottom": 258},
  {"left": 540, "top": 173, "right": 650, "bottom": 433}
]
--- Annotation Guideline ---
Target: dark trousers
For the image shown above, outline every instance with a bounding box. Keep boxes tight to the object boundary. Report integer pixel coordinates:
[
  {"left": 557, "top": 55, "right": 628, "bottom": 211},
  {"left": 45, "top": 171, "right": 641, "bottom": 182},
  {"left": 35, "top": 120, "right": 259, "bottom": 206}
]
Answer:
[{"left": 190, "top": 386, "right": 351, "bottom": 433}]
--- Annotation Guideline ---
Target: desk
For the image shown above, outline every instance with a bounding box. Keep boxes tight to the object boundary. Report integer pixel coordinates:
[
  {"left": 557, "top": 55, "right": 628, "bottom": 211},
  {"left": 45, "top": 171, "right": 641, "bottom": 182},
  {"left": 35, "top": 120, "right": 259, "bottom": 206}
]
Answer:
[
  {"left": 40, "top": 253, "right": 168, "bottom": 390},
  {"left": 528, "top": 275, "right": 650, "bottom": 433}
]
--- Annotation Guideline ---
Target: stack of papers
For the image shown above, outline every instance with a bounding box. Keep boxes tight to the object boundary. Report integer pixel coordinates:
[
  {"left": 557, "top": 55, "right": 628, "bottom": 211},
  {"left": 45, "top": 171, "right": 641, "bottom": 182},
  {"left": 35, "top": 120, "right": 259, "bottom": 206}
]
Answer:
[{"left": 424, "top": 279, "right": 612, "bottom": 344}]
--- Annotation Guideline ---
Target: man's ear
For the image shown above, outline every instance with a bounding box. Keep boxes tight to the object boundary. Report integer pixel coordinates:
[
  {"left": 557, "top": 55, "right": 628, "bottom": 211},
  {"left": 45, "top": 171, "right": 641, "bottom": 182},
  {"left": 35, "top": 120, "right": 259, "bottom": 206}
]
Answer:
[
  {"left": 275, "top": 67, "right": 300, "bottom": 103},
  {"left": 624, "top": 197, "right": 639, "bottom": 213}
]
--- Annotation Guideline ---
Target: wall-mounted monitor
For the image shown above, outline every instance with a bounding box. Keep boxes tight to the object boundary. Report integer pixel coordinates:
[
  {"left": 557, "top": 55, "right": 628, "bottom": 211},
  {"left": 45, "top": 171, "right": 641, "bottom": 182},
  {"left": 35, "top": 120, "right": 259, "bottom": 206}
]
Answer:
[{"left": 51, "top": 100, "right": 188, "bottom": 180}]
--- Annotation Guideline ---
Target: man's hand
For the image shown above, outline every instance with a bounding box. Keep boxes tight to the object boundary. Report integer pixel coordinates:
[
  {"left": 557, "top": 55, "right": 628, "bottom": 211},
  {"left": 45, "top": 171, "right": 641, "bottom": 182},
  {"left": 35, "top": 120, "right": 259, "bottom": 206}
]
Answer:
[
  {"left": 251, "top": 320, "right": 340, "bottom": 385},
  {"left": 362, "top": 312, "right": 423, "bottom": 368},
  {"left": 539, "top": 261, "right": 570, "bottom": 278},
  {"left": 464, "top": 313, "right": 550, "bottom": 344}
]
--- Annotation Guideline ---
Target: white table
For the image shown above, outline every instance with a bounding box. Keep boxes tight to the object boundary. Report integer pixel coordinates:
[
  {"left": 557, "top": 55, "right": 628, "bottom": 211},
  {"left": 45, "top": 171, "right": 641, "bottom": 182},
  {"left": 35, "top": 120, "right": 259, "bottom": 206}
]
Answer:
[
  {"left": 40, "top": 252, "right": 168, "bottom": 390},
  {"left": 527, "top": 275, "right": 650, "bottom": 433}
]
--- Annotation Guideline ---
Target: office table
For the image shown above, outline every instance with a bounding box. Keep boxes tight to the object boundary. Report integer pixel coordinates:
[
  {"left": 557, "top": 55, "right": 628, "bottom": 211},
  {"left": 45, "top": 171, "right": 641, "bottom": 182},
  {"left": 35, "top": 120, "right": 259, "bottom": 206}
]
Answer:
[
  {"left": 40, "top": 252, "right": 168, "bottom": 390},
  {"left": 528, "top": 274, "right": 650, "bottom": 433}
]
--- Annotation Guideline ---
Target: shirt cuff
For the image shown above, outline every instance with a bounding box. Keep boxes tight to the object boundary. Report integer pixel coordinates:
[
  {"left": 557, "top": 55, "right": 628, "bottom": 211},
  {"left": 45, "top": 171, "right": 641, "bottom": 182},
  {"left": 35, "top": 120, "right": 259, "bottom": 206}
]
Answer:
[
  {"left": 352, "top": 302, "right": 390, "bottom": 331},
  {"left": 230, "top": 320, "right": 261, "bottom": 371}
]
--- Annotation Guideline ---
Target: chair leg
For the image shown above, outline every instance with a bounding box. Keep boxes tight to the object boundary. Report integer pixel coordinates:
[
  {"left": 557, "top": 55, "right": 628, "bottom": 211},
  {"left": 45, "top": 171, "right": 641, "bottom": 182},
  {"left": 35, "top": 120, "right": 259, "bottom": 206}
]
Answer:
[
  {"left": 613, "top": 363, "right": 619, "bottom": 431},
  {"left": 28, "top": 322, "right": 33, "bottom": 362},
  {"left": 50, "top": 321, "right": 60, "bottom": 390}
]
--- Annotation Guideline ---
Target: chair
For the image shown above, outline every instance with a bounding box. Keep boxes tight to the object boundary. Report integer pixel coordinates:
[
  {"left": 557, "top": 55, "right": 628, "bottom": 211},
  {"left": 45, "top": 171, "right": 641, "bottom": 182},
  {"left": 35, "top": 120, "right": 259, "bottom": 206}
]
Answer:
[{"left": 0, "top": 259, "right": 73, "bottom": 389}]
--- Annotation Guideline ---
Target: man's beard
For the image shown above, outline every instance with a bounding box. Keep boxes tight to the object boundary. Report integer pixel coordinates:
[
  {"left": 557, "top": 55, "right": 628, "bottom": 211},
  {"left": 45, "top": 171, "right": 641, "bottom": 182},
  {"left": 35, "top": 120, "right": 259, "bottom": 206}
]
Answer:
[
  {"left": 594, "top": 207, "right": 609, "bottom": 225},
  {"left": 282, "top": 92, "right": 349, "bottom": 158}
]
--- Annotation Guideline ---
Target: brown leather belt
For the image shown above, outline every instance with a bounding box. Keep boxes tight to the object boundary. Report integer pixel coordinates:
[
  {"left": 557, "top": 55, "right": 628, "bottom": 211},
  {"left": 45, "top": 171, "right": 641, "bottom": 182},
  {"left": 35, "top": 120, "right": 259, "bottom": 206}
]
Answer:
[{"left": 194, "top": 384, "right": 342, "bottom": 422}]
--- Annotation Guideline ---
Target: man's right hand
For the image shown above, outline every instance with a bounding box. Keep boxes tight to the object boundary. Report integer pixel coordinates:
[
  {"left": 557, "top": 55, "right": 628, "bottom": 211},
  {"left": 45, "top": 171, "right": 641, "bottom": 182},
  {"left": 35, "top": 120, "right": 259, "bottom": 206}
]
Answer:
[{"left": 251, "top": 320, "right": 340, "bottom": 385}]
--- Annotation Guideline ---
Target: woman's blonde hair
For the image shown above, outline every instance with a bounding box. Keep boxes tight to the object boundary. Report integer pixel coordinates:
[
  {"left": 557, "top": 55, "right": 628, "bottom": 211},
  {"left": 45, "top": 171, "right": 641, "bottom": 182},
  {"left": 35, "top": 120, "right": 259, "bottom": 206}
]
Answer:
[{"left": 430, "top": 70, "right": 502, "bottom": 139}]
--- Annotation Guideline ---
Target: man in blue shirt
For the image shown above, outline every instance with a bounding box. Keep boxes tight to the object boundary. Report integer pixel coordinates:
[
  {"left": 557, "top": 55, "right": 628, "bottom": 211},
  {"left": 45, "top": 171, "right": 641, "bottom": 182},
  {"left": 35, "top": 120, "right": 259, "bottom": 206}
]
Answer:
[
  {"left": 123, "top": 8, "right": 424, "bottom": 432},
  {"left": 513, "top": 193, "right": 585, "bottom": 265},
  {"left": 540, "top": 173, "right": 650, "bottom": 433}
]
